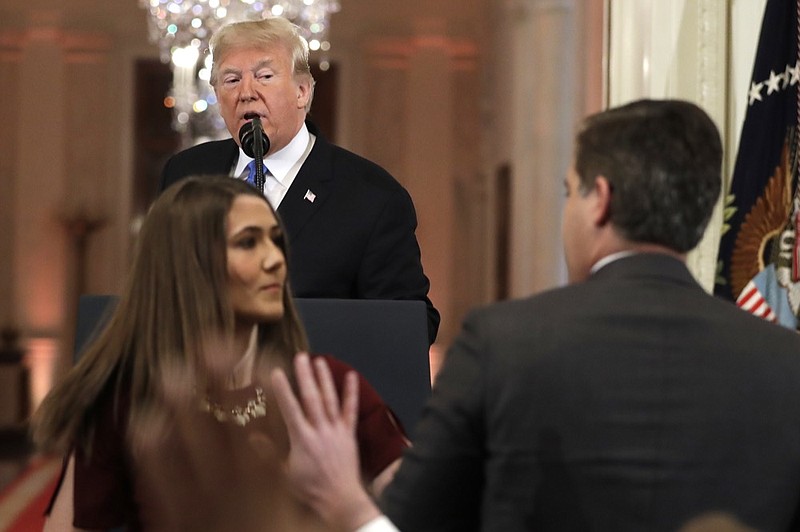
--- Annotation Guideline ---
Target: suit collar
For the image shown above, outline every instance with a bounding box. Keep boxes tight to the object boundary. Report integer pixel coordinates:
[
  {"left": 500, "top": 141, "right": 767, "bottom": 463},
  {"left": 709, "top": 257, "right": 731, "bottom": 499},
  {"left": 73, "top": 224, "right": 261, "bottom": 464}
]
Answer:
[
  {"left": 233, "top": 123, "right": 312, "bottom": 184},
  {"left": 589, "top": 253, "right": 699, "bottom": 288},
  {"left": 305, "top": 119, "right": 323, "bottom": 138},
  {"left": 217, "top": 138, "right": 240, "bottom": 174},
  {"left": 276, "top": 121, "right": 334, "bottom": 241}
]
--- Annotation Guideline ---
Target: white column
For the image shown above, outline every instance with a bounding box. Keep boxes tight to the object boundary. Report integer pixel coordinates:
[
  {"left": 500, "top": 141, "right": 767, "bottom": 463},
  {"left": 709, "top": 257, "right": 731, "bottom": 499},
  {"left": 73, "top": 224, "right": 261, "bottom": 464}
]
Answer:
[
  {"left": 507, "top": 0, "right": 579, "bottom": 296},
  {"left": 607, "top": 0, "right": 730, "bottom": 291}
]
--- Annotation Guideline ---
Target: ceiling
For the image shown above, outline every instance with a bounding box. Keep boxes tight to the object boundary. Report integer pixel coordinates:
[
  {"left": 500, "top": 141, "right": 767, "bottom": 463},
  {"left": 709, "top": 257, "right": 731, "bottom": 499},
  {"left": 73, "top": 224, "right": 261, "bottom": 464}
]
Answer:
[{"left": 0, "top": 0, "right": 488, "bottom": 54}]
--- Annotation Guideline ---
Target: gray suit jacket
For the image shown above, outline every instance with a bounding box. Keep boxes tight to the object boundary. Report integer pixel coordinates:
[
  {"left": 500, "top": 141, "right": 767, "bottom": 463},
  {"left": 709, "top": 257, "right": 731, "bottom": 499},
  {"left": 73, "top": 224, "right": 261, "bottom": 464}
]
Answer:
[
  {"left": 383, "top": 253, "right": 800, "bottom": 531},
  {"left": 160, "top": 122, "right": 439, "bottom": 343}
]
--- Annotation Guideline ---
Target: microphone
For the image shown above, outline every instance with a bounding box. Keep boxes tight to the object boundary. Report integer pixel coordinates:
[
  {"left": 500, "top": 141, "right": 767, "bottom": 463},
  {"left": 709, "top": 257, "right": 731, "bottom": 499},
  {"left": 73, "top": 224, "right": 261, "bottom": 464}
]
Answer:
[
  {"left": 238, "top": 117, "right": 270, "bottom": 192},
  {"left": 238, "top": 117, "right": 270, "bottom": 159}
]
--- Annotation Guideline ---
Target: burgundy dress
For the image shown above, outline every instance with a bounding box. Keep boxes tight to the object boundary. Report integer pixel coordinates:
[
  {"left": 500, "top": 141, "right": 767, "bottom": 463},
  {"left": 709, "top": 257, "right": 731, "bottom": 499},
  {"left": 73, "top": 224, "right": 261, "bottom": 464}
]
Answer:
[{"left": 48, "top": 354, "right": 409, "bottom": 531}]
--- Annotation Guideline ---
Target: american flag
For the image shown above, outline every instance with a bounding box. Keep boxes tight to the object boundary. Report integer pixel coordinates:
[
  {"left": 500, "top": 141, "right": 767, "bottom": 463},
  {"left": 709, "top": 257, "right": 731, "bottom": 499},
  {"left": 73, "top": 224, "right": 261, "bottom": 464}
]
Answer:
[{"left": 715, "top": 0, "right": 800, "bottom": 331}]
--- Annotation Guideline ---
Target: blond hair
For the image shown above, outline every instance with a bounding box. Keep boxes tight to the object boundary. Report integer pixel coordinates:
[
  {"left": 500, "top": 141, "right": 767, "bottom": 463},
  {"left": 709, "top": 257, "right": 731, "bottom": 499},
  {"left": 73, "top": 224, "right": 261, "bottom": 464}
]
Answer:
[{"left": 209, "top": 17, "right": 315, "bottom": 112}]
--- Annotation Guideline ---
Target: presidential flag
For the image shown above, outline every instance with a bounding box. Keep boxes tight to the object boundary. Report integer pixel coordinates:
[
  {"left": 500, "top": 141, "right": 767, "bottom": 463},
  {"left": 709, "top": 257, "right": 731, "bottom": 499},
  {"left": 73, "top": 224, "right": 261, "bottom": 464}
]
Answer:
[{"left": 714, "top": 0, "right": 800, "bottom": 331}]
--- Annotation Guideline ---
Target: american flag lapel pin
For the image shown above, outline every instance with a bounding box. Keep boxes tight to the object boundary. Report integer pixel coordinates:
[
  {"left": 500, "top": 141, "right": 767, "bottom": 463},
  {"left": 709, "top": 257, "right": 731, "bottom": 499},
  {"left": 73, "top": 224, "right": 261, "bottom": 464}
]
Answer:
[{"left": 304, "top": 189, "right": 316, "bottom": 203}]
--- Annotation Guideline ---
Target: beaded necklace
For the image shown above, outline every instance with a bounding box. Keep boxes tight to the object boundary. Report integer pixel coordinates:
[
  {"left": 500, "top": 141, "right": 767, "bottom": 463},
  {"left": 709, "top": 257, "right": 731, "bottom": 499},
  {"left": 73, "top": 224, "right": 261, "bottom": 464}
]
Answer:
[{"left": 201, "top": 386, "right": 267, "bottom": 426}]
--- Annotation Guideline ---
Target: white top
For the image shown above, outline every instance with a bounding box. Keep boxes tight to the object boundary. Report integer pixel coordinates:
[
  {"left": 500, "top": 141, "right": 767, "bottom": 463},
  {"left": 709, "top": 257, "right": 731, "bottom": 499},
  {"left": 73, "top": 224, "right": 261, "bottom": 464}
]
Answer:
[
  {"left": 232, "top": 122, "right": 316, "bottom": 208},
  {"left": 353, "top": 516, "right": 400, "bottom": 532},
  {"left": 229, "top": 325, "right": 258, "bottom": 389}
]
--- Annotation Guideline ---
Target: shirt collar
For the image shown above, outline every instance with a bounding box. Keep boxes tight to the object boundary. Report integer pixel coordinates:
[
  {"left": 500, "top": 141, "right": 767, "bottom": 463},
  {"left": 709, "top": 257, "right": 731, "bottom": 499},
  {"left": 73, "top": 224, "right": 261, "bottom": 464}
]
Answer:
[
  {"left": 233, "top": 122, "right": 310, "bottom": 186},
  {"left": 590, "top": 250, "right": 638, "bottom": 275}
]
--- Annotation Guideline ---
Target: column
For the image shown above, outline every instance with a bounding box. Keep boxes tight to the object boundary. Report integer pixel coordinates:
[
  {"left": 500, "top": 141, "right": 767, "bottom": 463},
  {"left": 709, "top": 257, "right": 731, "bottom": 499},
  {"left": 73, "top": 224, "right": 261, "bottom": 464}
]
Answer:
[
  {"left": 6, "top": 9, "right": 113, "bottom": 411},
  {"left": 15, "top": 11, "right": 69, "bottom": 410},
  {"left": 363, "top": 20, "right": 480, "bottom": 349},
  {"left": 404, "top": 19, "right": 456, "bottom": 351},
  {"left": 507, "top": 0, "right": 580, "bottom": 296}
]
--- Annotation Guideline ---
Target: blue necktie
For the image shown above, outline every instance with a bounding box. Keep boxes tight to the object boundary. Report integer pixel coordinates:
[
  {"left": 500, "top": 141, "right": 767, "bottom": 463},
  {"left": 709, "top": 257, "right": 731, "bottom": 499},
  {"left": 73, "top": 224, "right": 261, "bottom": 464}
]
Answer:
[
  {"left": 243, "top": 160, "right": 264, "bottom": 189},
  {"left": 243, "top": 161, "right": 282, "bottom": 207}
]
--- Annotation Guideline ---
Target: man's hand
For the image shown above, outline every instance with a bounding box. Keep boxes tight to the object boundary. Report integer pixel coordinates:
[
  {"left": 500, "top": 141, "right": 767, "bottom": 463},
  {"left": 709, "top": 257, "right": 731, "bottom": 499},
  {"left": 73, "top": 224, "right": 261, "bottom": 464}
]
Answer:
[{"left": 271, "top": 353, "right": 382, "bottom": 530}]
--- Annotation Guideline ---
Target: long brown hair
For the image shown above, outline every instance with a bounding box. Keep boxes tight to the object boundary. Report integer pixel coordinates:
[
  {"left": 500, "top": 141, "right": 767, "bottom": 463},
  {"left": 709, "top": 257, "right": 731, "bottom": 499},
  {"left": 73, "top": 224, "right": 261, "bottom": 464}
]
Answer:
[{"left": 32, "top": 176, "right": 308, "bottom": 453}]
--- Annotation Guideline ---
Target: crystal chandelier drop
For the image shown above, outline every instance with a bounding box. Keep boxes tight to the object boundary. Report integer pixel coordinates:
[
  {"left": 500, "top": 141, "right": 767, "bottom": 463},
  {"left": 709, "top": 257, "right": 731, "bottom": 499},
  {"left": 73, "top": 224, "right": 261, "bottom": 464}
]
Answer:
[{"left": 139, "top": 0, "right": 340, "bottom": 142}]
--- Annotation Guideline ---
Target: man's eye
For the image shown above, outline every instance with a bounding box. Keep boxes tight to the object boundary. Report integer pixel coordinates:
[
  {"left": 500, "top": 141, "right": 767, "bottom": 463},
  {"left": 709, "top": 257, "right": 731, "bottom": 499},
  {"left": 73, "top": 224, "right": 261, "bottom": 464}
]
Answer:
[
  {"left": 223, "top": 77, "right": 240, "bottom": 86},
  {"left": 257, "top": 73, "right": 273, "bottom": 82}
]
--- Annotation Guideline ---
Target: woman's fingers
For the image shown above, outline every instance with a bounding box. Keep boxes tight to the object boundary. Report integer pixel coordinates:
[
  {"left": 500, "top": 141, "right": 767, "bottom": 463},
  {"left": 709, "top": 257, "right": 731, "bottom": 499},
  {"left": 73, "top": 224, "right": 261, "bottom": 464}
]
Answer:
[
  {"left": 270, "top": 365, "right": 309, "bottom": 438},
  {"left": 293, "top": 353, "right": 328, "bottom": 425},
  {"left": 341, "top": 371, "right": 359, "bottom": 432},
  {"left": 313, "top": 357, "right": 342, "bottom": 422},
  {"left": 272, "top": 354, "right": 359, "bottom": 436}
]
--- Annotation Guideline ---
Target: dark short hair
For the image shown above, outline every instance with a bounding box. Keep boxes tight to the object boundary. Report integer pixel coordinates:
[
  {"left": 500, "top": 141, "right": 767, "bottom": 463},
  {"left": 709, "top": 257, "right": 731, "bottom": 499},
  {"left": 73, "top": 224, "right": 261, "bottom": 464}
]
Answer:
[{"left": 574, "top": 99, "right": 722, "bottom": 252}]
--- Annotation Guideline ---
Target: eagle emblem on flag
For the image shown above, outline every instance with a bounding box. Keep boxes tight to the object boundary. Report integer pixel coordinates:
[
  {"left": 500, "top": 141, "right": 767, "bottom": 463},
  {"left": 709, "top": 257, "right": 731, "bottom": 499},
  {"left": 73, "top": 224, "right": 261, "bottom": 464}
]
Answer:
[{"left": 715, "top": 0, "right": 800, "bottom": 331}]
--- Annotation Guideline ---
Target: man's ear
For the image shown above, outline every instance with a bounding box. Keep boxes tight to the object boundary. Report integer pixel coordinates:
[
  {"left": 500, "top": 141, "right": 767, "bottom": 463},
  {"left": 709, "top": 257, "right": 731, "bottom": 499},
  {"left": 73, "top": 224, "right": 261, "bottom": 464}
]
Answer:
[
  {"left": 296, "top": 76, "right": 312, "bottom": 110},
  {"left": 592, "top": 175, "right": 612, "bottom": 226}
]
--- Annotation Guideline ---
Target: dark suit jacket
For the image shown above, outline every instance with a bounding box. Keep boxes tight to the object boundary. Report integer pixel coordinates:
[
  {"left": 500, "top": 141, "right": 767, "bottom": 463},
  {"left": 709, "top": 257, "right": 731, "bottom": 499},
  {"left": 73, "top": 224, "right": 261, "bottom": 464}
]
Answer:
[
  {"left": 160, "top": 122, "right": 439, "bottom": 343},
  {"left": 382, "top": 253, "right": 800, "bottom": 531}
]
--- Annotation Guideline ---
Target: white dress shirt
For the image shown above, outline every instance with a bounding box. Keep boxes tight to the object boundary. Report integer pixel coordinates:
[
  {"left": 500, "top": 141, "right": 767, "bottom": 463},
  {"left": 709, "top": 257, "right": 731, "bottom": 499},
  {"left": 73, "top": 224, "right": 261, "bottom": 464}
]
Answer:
[
  {"left": 232, "top": 122, "right": 315, "bottom": 209},
  {"left": 590, "top": 250, "right": 638, "bottom": 275}
]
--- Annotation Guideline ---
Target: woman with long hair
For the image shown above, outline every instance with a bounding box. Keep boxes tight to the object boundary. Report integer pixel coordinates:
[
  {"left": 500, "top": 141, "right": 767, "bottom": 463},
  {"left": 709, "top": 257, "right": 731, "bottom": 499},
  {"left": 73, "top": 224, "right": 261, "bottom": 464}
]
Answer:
[{"left": 33, "top": 176, "right": 407, "bottom": 531}]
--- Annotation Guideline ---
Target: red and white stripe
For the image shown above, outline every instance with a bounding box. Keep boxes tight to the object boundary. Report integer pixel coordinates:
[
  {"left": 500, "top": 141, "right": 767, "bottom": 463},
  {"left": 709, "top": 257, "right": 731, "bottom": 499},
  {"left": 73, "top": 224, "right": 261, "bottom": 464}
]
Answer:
[{"left": 736, "top": 281, "right": 778, "bottom": 322}]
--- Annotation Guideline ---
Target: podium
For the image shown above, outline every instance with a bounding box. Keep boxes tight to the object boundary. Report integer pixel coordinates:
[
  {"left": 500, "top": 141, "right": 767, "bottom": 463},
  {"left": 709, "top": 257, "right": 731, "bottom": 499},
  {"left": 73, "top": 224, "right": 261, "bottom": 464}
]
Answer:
[{"left": 75, "top": 295, "right": 431, "bottom": 437}]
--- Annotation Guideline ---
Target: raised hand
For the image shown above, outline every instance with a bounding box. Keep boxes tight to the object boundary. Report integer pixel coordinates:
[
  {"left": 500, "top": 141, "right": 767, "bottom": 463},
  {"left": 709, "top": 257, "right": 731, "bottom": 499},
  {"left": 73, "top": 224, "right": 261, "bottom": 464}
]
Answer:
[{"left": 271, "top": 353, "right": 383, "bottom": 530}]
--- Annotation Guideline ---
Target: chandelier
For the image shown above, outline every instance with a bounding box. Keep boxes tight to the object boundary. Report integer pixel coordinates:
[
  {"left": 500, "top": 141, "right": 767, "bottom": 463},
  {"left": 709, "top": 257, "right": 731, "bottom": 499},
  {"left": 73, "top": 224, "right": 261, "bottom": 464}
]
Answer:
[{"left": 139, "top": 0, "right": 340, "bottom": 142}]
